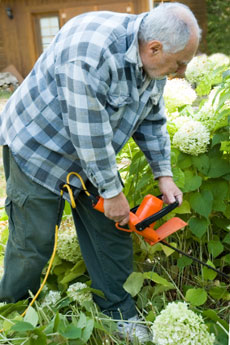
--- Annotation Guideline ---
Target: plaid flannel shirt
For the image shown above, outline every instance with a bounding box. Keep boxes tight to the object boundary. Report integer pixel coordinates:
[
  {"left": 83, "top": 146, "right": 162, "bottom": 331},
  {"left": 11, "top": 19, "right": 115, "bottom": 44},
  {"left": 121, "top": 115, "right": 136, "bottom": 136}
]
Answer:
[{"left": 0, "top": 11, "right": 172, "bottom": 199}]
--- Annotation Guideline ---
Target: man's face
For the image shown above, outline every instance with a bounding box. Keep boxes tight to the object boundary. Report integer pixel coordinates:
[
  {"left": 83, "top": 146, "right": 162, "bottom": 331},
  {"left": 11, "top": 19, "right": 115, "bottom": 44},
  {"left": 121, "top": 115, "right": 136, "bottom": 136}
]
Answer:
[{"left": 139, "top": 35, "right": 199, "bottom": 79}]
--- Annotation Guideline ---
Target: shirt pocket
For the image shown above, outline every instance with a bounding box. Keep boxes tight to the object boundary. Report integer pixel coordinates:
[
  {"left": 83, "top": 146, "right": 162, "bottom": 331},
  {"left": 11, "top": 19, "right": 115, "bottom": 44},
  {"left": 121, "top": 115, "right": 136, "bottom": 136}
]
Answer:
[
  {"left": 107, "top": 93, "right": 132, "bottom": 109},
  {"left": 106, "top": 94, "right": 133, "bottom": 126}
]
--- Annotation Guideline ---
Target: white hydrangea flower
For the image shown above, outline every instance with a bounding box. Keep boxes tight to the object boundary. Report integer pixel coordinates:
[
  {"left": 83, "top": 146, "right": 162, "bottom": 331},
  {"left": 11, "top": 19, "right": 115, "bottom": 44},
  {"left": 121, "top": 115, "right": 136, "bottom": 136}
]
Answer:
[
  {"left": 67, "top": 282, "right": 92, "bottom": 305},
  {"left": 208, "top": 53, "right": 230, "bottom": 68},
  {"left": 192, "top": 86, "right": 222, "bottom": 130},
  {"left": 185, "top": 54, "right": 212, "bottom": 84},
  {"left": 57, "top": 219, "right": 82, "bottom": 263},
  {"left": 164, "top": 78, "right": 197, "bottom": 112},
  {"left": 173, "top": 116, "right": 194, "bottom": 130},
  {"left": 172, "top": 118, "right": 210, "bottom": 156},
  {"left": 152, "top": 302, "right": 215, "bottom": 345},
  {"left": 193, "top": 102, "right": 216, "bottom": 130},
  {"left": 41, "top": 290, "right": 61, "bottom": 307}
]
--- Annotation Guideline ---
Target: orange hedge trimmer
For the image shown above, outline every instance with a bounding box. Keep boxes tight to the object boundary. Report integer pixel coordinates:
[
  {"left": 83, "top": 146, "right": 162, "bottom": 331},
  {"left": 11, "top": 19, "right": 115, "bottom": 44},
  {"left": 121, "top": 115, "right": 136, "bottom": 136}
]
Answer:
[
  {"left": 67, "top": 172, "right": 228, "bottom": 280},
  {"left": 18, "top": 172, "right": 228, "bottom": 321},
  {"left": 93, "top": 193, "right": 187, "bottom": 245}
]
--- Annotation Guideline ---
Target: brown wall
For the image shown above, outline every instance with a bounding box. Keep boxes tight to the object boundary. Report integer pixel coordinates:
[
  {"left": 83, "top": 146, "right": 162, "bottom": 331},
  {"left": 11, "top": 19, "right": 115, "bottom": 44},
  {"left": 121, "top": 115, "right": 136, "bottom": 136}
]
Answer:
[
  {"left": 0, "top": 0, "right": 149, "bottom": 78},
  {"left": 0, "top": 0, "right": 206, "bottom": 78}
]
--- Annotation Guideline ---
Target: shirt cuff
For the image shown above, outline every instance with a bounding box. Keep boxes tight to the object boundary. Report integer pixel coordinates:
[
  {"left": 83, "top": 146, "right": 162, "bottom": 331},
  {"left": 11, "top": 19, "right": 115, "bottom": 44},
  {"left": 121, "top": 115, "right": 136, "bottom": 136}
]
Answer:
[
  {"left": 86, "top": 166, "right": 123, "bottom": 199},
  {"left": 150, "top": 162, "right": 173, "bottom": 180}
]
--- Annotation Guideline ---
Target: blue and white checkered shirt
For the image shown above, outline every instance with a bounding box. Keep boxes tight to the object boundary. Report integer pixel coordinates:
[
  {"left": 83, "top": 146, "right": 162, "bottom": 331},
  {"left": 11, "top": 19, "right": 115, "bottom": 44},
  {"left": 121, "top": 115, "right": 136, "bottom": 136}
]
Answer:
[{"left": 0, "top": 11, "right": 172, "bottom": 199}]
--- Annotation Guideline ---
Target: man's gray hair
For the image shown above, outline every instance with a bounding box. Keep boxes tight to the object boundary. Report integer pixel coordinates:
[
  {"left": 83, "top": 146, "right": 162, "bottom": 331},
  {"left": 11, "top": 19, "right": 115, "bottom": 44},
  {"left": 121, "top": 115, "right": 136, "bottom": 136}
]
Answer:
[{"left": 138, "top": 2, "right": 202, "bottom": 53}]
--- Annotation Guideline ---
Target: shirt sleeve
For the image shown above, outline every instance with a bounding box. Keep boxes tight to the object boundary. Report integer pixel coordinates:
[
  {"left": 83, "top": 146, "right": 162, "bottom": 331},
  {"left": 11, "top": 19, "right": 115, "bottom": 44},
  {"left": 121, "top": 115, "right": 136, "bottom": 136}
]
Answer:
[
  {"left": 132, "top": 95, "right": 173, "bottom": 179},
  {"left": 55, "top": 60, "right": 123, "bottom": 198}
]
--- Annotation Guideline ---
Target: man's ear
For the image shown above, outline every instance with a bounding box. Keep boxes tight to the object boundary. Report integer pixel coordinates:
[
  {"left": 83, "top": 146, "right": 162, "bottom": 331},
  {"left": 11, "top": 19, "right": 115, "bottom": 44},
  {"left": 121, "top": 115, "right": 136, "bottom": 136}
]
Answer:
[{"left": 148, "top": 40, "right": 163, "bottom": 55}]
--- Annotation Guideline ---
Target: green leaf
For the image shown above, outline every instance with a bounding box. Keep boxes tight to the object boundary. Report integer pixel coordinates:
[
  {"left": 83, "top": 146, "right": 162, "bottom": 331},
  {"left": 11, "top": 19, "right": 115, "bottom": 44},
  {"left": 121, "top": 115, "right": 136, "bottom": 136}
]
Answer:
[
  {"left": 224, "top": 205, "right": 230, "bottom": 218},
  {"left": 209, "top": 286, "right": 228, "bottom": 300},
  {"left": 177, "top": 256, "right": 193, "bottom": 270},
  {"left": 135, "top": 174, "right": 152, "bottom": 192},
  {"left": 76, "top": 312, "right": 87, "bottom": 329},
  {"left": 172, "top": 167, "right": 185, "bottom": 189},
  {"left": 82, "top": 319, "right": 94, "bottom": 343},
  {"left": 175, "top": 200, "right": 191, "bottom": 214},
  {"left": 185, "top": 288, "right": 207, "bottom": 306},
  {"left": 208, "top": 240, "right": 224, "bottom": 258},
  {"left": 2, "top": 315, "right": 22, "bottom": 332},
  {"left": 29, "top": 329, "right": 47, "bottom": 345},
  {"left": 201, "top": 180, "right": 229, "bottom": 212},
  {"left": 123, "top": 272, "right": 144, "bottom": 297},
  {"left": 59, "top": 324, "right": 82, "bottom": 339},
  {"left": 208, "top": 158, "right": 230, "bottom": 178},
  {"left": 223, "top": 233, "right": 230, "bottom": 244},
  {"left": 11, "top": 321, "right": 35, "bottom": 332},
  {"left": 59, "top": 260, "right": 86, "bottom": 284},
  {"left": 0, "top": 300, "right": 28, "bottom": 317},
  {"left": 177, "top": 153, "right": 192, "bottom": 169},
  {"left": 212, "top": 199, "right": 226, "bottom": 213},
  {"left": 192, "top": 154, "right": 209, "bottom": 175},
  {"left": 24, "top": 306, "right": 39, "bottom": 328},
  {"left": 202, "top": 260, "right": 217, "bottom": 280},
  {"left": 203, "top": 309, "right": 229, "bottom": 331},
  {"left": 160, "top": 242, "right": 177, "bottom": 256},
  {"left": 182, "top": 171, "right": 202, "bottom": 193},
  {"left": 212, "top": 132, "right": 229, "bottom": 147},
  {"left": 188, "top": 216, "right": 209, "bottom": 238},
  {"left": 222, "top": 254, "right": 230, "bottom": 266},
  {"left": 189, "top": 190, "right": 213, "bottom": 218},
  {"left": 143, "top": 272, "right": 174, "bottom": 288}
]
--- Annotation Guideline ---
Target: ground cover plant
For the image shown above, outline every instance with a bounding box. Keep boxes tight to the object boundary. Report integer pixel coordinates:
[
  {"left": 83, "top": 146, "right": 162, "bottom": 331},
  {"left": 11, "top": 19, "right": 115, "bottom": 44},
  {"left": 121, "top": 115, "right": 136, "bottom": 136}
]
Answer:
[{"left": 0, "top": 53, "right": 229, "bottom": 344}]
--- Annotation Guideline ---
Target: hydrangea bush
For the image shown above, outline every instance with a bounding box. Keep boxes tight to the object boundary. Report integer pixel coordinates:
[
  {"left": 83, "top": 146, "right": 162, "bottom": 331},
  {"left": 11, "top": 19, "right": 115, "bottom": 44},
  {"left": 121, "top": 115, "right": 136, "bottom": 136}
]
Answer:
[
  {"left": 172, "top": 118, "right": 210, "bottom": 155},
  {"left": 185, "top": 53, "right": 230, "bottom": 95},
  {"left": 121, "top": 55, "right": 230, "bottom": 344},
  {"left": 67, "top": 282, "right": 93, "bottom": 305},
  {"left": 152, "top": 302, "right": 215, "bottom": 345},
  {"left": 41, "top": 290, "right": 61, "bottom": 307},
  {"left": 57, "top": 219, "right": 82, "bottom": 263},
  {"left": 163, "top": 78, "right": 197, "bottom": 113},
  {"left": 0, "top": 54, "right": 229, "bottom": 344}
]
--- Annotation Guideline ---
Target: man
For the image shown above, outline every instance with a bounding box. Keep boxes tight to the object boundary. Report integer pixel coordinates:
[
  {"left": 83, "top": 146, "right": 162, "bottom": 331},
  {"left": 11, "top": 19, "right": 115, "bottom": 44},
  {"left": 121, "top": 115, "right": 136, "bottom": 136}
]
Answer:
[{"left": 0, "top": 2, "right": 200, "bottom": 342}]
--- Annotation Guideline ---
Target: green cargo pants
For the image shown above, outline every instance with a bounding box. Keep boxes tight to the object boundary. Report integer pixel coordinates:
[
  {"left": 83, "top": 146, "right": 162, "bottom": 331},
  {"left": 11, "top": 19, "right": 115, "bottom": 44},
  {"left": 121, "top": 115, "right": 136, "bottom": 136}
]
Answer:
[{"left": 0, "top": 146, "right": 136, "bottom": 319}]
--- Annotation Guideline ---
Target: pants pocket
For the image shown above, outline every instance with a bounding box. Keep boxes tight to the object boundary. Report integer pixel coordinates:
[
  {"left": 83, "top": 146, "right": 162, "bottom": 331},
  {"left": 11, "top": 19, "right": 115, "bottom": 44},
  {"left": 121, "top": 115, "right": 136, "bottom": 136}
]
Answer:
[{"left": 5, "top": 189, "right": 28, "bottom": 249}]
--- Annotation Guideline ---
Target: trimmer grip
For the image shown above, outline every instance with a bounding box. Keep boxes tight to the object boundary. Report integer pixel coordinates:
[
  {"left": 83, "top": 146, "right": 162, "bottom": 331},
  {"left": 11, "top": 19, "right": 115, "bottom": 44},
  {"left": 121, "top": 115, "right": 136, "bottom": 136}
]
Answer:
[{"left": 93, "top": 196, "right": 104, "bottom": 213}]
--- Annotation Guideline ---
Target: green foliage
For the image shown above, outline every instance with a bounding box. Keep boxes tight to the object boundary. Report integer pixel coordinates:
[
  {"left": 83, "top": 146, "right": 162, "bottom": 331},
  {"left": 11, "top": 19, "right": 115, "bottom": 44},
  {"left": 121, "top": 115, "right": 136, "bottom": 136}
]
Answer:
[
  {"left": 207, "top": 0, "right": 230, "bottom": 55},
  {"left": 1, "top": 59, "right": 230, "bottom": 345},
  {"left": 185, "top": 288, "right": 208, "bottom": 306},
  {"left": 118, "top": 69, "right": 230, "bottom": 343}
]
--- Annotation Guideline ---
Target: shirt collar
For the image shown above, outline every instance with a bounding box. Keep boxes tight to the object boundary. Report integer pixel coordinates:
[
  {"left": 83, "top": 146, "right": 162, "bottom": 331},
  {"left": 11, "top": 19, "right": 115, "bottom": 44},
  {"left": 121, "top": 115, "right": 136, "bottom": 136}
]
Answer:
[{"left": 125, "top": 13, "right": 148, "bottom": 68}]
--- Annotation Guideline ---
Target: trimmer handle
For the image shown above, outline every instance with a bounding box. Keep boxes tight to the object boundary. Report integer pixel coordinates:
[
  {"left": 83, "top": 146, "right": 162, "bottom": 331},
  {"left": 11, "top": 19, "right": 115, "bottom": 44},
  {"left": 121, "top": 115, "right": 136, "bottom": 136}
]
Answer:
[
  {"left": 93, "top": 195, "right": 179, "bottom": 231},
  {"left": 135, "top": 201, "right": 179, "bottom": 231}
]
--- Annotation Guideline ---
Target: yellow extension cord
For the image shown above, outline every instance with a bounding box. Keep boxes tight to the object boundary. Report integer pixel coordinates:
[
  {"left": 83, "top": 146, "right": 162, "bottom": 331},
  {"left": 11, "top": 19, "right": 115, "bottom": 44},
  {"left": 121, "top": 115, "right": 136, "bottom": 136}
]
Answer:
[{"left": 0, "top": 172, "right": 90, "bottom": 329}]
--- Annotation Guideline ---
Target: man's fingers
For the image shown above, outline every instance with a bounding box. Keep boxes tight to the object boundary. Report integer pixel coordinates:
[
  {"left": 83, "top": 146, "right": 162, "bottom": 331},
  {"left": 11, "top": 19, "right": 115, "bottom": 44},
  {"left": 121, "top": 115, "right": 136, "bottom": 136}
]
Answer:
[
  {"left": 119, "top": 215, "right": 130, "bottom": 226},
  {"left": 175, "top": 193, "right": 183, "bottom": 206},
  {"left": 162, "top": 193, "right": 183, "bottom": 206}
]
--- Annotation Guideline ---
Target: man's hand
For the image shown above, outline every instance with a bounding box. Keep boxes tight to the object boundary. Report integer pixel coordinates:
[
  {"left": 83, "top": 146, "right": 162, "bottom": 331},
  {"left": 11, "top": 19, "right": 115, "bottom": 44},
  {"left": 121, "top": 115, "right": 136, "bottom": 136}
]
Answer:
[
  {"left": 158, "top": 176, "right": 183, "bottom": 206},
  {"left": 103, "top": 192, "right": 130, "bottom": 225}
]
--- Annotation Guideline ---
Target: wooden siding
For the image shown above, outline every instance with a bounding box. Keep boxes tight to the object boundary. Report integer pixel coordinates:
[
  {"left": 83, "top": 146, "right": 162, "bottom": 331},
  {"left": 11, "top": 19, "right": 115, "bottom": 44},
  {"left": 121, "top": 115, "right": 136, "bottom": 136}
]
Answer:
[
  {"left": 0, "top": 0, "right": 206, "bottom": 78},
  {"left": 0, "top": 0, "right": 149, "bottom": 77}
]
